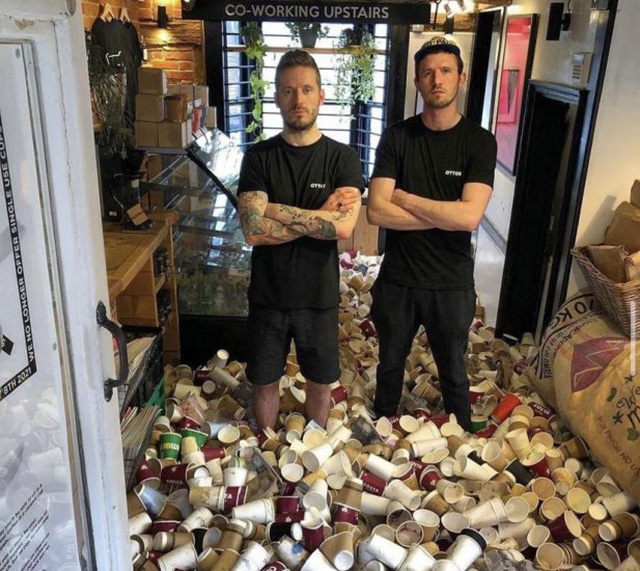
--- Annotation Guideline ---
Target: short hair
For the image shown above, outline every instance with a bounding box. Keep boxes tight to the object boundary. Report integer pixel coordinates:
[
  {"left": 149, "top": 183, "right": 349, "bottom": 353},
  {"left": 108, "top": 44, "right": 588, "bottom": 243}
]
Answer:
[
  {"left": 275, "top": 49, "right": 322, "bottom": 90},
  {"left": 414, "top": 38, "right": 464, "bottom": 76}
]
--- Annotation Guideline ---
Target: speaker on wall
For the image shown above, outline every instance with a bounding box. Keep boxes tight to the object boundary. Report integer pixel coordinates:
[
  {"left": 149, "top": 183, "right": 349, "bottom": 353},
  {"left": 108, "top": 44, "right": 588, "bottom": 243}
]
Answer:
[{"left": 547, "top": 2, "right": 565, "bottom": 41}]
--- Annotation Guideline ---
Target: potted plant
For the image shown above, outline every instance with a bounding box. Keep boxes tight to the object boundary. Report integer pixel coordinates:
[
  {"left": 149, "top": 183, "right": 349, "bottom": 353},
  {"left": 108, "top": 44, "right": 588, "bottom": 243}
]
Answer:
[
  {"left": 334, "top": 28, "right": 377, "bottom": 116},
  {"left": 241, "top": 22, "right": 269, "bottom": 142},
  {"left": 86, "top": 32, "right": 133, "bottom": 158},
  {"left": 285, "top": 22, "right": 329, "bottom": 48}
]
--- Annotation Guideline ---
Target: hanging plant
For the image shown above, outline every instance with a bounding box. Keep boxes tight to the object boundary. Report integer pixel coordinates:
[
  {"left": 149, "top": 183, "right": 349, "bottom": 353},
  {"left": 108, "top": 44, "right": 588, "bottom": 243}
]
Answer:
[
  {"left": 334, "top": 29, "right": 377, "bottom": 117},
  {"left": 86, "top": 32, "right": 133, "bottom": 158},
  {"left": 241, "top": 22, "right": 269, "bottom": 142},
  {"left": 285, "top": 22, "right": 329, "bottom": 48}
]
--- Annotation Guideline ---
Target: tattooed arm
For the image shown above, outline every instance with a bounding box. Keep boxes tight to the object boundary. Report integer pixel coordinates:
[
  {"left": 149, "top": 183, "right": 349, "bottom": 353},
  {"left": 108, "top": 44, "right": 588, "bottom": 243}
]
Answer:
[
  {"left": 238, "top": 191, "right": 302, "bottom": 246},
  {"left": 264, "top": 187, "right": 362, "bottom": 241}
]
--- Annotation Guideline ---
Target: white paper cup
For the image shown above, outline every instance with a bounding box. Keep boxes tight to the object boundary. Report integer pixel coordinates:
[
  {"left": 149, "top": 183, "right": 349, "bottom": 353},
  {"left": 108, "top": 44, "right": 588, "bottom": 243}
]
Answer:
[
  {"left": 602, "top": 490, "right": 637, "bottom": 517},
  {"left": 223, "top": 467, "right": 248, "bottom": 487},
  {"left": 361, "top": 492, "right": 391, "bottom": 517},
  {"left": 536, "top": 543, "right": 564, "bottom": 571},
  {"left": 465, "top": 497, "right": 507, "bottom": 528},
  {"left": 129, "top": 512, "right": 152, "bottom": 536},
  {"left": 230, "top": 498, "right": 274, "bottom": 524},
  {"left": 406, "top": 421, "right": 441, "bottom": 443},
  {"left": 527, "top": 525, "right": 551, "bottom": 549},
  {"left": 230, "top": 541, "right": 271, "bottom": 571},
  {"left": 498, "top": 517, "right": 535, "bottom": 540},
  {"left": 300, "top": 546, "right": 335, "bottom": 571},
  {"left": 566, "top": 487, "right": 591, "bottom": 515},
  {"left": 441, "top": 512, "right": 470, "bottom": 535},
  {"left": 447, "top": 530, "right": 486, "bottom": 570},
  {"left": 157, "top": 542, "right": 198, "bottom": 571},
  {"left": 398, "top": 544, "right": 437, "bottom": 571},
  {"left": 365, "top": 454, "right": 398, "bottom": 482},
  {"left": 321, "top": 451, "right": 353, "bottom": 478},
  {"left": 453, "top": 456, "right": 496, "bottom": 482},
  {"left": 436, "top": 480, "right": 465, "bottom": 504},
  {"left": 505, "top": 496, "right": 530, "bottom": 523},
  {"left": 303, "top": 443, "right": 334, "bottom": 472},
  {"left": 385, "top": 479, "right": 420, "bottom": 511},
  {"left": 364, "top": 533, "right": 408, "bottom": 569},
  {"left": 303, "top": 478, "right": 330, "bottom": 511}
]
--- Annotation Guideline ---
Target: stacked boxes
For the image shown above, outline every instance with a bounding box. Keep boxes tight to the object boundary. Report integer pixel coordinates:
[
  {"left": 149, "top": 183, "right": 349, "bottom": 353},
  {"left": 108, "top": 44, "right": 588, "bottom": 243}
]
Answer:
[{"left": 135, "top": 66, "right": 215, "bottom": 149}]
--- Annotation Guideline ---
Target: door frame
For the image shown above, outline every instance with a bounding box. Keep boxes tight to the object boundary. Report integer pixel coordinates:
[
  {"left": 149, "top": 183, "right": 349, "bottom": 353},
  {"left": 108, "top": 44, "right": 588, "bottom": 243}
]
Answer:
[{"left": 0, "top": 2, "right": 130, "bottom": 569}]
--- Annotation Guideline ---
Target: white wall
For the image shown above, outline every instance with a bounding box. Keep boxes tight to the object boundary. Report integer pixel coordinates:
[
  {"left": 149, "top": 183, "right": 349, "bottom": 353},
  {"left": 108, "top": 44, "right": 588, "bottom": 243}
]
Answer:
[
  {"left": 484, "top": 0, "right": 598, "bottom": 239},
  {"left": 567, "top": 0, "right": 640, "bottom": 295}
]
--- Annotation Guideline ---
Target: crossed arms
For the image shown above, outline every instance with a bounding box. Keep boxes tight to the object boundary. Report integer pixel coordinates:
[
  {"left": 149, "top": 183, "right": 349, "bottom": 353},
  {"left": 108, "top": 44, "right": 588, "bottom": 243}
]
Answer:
[
  {"left": 367, "top": 176, "right": 492, "bottom": 232},
  {"left": 238, "top": 188, "right": 361, "bottom": 246}
]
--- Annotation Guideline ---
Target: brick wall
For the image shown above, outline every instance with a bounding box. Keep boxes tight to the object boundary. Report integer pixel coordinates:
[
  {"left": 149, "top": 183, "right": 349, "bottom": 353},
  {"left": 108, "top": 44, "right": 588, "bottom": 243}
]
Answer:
[{"left": 82, "top": 0, "right": 204, "bottom": 86}]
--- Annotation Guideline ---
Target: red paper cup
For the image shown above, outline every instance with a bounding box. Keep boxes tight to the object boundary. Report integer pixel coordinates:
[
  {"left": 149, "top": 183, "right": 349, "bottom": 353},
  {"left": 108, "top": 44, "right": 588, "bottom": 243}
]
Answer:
[
  {"left": 491, "top": 393, "right": 522, "bottom": 423},
  {"left": 475, "top": 424, "right": 498, "bottom": 438},
  {"left": 152, "top": 520, "right": 180, "bottom": 533},
  {"left": 546, "top": 511, "right": 582, "bottom": 543},
  {"left": 222, "top": 486, "right": 247, "bottom": 512},
  {"left": 261, "top": 563, "right": 289, "bottom": 571},
  {"left": 523, "top": 454, "right": 551, "bottom": 478},
  {"left": 301, "top": 524, "right": 325, "bottom": 551},
  {"left": 410, "top": 459, "right": 429, "bottom": 474},
  {"left": 202, "top": 446, "right": 226, "bottom": 461},
  {"left": 428, "top": 415, "right": 450, "bottom": 428},
  {"left": 161, "top": 463, "right": 191, "bottom": 485},
  {"left": 177, "top": 416, "right": 201, "bottom": 431},
  {"left": 274, "top": 511, "right": 305, "bottom": 523},
  {"left": 331, "top": 386, "right": 349, "bottom": 405},
  {"left": 276, "top": 496, "right": 301, "bottom": 515},
  {"left": 414, "top": 408, "right": 430, "bottom": 420},
  {"left": 147, "top": 551, "right": 162, "bottom": 563},
  {"left": 194, "top": 369, "right": 210, "bottom": 383},
  {"left": 281, "top": 481, "right": 297, "bottom": 496},
  {"left": 361, "top": 471, "right": 387, "bottom": 496},
  {"left": 334, "top": 504, "right": 359, "bottom": 524},
  {"left": 360, "top": 319, "right": 377, "bottom": 338},
  {"left": 419, "top": 467, "right": 443, "bottom": 491},
  {"left": 469, "top": 390, "right": 484, "bottom": 405},
  {"left": 530, "top": 402, "right": 556, "bottom": 420},
  {"left": 136, "top": 459, "right": 159, "bottom": 484},
  {"left": 387, "top": 415, "right": 401, "bottom": 429}
]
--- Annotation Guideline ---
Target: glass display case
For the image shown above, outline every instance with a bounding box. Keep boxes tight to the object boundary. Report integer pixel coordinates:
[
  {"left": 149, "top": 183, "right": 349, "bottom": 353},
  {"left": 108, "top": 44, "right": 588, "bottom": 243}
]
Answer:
[{"left": 142, "top": 129, "right": 251, "bottom": 321}]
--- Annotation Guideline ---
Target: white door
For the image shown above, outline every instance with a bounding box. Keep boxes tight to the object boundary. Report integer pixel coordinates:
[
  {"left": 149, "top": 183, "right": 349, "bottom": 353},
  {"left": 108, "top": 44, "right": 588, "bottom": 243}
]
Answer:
[{"left": 0, "top": 1, "right": 129, "bottom": 569}]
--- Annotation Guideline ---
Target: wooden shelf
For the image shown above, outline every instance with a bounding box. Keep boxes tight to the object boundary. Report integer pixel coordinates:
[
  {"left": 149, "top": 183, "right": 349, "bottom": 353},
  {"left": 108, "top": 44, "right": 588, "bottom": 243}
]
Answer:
[{"left": 103, "top": 212, "right": 181, "bottom": 363}]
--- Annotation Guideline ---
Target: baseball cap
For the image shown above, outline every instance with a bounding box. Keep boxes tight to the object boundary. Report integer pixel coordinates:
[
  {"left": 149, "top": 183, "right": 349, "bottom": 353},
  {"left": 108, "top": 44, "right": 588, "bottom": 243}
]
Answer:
[{"left": 414, "top": 36, "right": 461, "bottom": 66}]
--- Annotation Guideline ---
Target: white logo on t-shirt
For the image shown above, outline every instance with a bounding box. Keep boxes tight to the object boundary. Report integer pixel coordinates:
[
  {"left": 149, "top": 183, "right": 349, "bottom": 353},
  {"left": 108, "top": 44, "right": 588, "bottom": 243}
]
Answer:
[
  {"left": 445, "top": 170, "right": 462, "bottom": 177},
  {"left": 310, "top": 183, "right": 327, "bottom": 188}
]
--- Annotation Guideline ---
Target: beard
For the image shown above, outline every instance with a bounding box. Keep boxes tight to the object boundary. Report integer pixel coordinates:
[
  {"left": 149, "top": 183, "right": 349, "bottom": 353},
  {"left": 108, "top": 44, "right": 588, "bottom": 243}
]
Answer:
[
  {"left": 424, "top": 85, "right": 459, "bottom": 110},
  {"left": 283, "top": 107, "right": 318, "bottom": 132}
]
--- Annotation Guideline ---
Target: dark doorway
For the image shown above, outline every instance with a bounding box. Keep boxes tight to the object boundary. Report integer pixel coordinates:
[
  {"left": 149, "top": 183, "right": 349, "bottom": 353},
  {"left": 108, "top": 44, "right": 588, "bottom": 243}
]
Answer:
[
  {"left": 496, "top": 81, "right": 587, "bottom": 342},
  {"left": 466, "top": 8, "right": 504, "bottom": 128}
]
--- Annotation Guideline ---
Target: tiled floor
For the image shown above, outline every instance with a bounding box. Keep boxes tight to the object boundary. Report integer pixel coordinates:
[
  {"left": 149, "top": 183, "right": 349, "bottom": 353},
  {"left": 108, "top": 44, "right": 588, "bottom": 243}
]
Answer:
[{"left": 473, "top": 223, "right": 506, "bottom": 327}]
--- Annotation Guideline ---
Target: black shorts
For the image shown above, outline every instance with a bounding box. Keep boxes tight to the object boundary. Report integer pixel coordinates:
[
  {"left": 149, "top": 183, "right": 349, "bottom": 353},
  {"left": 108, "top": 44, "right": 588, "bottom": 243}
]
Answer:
[{"left": 246, "top": 304, "right": 340, "bottom": 386}]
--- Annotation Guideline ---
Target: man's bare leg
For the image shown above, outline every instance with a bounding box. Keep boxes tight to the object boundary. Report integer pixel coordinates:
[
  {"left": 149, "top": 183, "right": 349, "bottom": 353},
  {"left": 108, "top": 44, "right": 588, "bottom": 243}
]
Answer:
[
  {"left": 305, "top": 381, "right": 332, "bottom": 428},
  {"left": 254, "top": 381, "right": 280, "bottom": 430}
]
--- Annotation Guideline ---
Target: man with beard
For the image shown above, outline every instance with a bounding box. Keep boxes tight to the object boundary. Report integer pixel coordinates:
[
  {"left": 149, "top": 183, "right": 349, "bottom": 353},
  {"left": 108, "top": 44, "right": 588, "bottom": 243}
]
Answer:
[
  {"left": 237, "top": 50, "right": 364, "bottom": 430},
  {"left": 367, "top": 37, "right": 497, "bottom": 432}
]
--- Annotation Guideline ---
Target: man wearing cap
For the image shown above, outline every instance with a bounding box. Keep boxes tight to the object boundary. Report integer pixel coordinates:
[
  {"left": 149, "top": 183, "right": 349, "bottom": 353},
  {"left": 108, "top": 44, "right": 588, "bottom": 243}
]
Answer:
[{"left": 367, "top": 37, "right": 497, "bottom": 432}]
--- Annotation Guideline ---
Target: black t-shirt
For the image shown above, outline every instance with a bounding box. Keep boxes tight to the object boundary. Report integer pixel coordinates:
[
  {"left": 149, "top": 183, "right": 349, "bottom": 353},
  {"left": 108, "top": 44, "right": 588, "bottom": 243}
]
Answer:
[
  {"left": 372, "top": 115, "right": 497, "bottom": 290},
  {"left": 238, "top": 134, "right": 364, "bottom": 309}
]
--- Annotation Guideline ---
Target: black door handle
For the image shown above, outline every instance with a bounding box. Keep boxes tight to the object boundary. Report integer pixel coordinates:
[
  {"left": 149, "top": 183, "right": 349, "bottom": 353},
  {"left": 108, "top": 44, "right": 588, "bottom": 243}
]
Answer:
[{"left": 96, "top": 301, "right": 129, "bottom": 401}]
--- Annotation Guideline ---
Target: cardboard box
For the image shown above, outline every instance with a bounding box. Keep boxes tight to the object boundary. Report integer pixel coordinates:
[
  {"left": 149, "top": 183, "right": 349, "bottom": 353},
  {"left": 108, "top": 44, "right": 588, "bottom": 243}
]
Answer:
[
  {"left": 605, "top": 201, "right": 640, "bottom": 254},
  {"left": 204, "top": 106, "right": 217, "bottom": 129},
  {"left": 165, "top": 95, "right": 189, "bottom": 123},
  {"left": 136, "top": 94, "right": 165, "bottom": 122},
  {"left": 631, "top": 179, "right": 640, "bottom": 208},
  {"left": 135, "top": 121, "right": 159, "bottom": 147},
  {"left": 193, "top": 85, "right": 209, "bottom": 107},
  {"left": 138, "top": 67, "right": 167, "bottom": 95},
  {"left": 158, "top": 121, "right": 188, "bottom": 148}
]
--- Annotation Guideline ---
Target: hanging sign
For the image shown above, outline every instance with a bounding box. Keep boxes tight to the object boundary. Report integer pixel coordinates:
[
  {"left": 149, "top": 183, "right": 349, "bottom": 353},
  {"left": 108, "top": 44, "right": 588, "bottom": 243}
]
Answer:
[{"left": 182, "top": 0, "right": 430, "bottom": 24}]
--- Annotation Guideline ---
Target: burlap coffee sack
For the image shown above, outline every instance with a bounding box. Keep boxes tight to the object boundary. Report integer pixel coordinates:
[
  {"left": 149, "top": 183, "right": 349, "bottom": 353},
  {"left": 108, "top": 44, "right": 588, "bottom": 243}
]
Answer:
[{"left": 524, "top": 292, "right": 640, "bottom": 501}]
